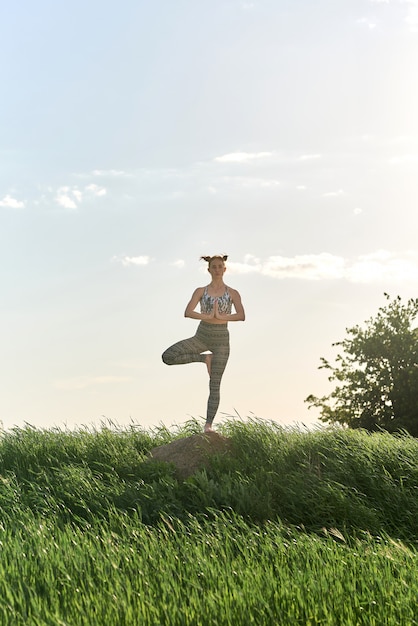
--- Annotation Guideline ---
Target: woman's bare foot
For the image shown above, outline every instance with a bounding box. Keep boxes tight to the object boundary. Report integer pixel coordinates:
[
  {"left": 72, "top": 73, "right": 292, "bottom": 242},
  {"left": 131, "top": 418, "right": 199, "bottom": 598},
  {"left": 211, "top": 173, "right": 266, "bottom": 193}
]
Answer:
[{"left": 205, "top": 353, "right": 212, "bottom": 376}]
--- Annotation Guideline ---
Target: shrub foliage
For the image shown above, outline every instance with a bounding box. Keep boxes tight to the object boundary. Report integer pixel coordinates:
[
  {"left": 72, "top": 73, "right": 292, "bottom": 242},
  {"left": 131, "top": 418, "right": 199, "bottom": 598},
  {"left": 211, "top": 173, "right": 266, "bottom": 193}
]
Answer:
[{"left": 306, "top": 293, "right": 418, "bottom": 435}]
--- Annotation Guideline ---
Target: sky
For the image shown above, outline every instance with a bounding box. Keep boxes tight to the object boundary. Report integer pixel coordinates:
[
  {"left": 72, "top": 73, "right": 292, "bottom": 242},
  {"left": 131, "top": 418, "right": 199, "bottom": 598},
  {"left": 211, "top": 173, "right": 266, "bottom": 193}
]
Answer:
[{"left": 1, "top": 0, "right": 418, "bottom": 432}]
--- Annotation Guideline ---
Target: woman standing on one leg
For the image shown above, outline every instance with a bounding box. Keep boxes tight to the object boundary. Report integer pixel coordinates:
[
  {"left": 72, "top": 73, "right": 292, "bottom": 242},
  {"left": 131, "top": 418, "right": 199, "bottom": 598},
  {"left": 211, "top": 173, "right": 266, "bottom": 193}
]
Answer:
[{"left": 162, "top": 255, "right": 245, "bottom": 433}]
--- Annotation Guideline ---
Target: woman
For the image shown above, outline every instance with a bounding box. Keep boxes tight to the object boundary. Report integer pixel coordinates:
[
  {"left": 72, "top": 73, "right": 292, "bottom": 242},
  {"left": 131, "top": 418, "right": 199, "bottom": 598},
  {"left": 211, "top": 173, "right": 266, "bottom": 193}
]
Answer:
[{"left": 162, "top": 255, "right": 245, "bottom": 433}]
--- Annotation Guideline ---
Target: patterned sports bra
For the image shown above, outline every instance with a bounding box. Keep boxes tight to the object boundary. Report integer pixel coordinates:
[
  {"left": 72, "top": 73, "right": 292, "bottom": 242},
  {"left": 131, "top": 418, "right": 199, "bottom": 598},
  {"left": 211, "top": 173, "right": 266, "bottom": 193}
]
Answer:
[{"left": 200, "top": 286, "right": 232, "bottom": 315}]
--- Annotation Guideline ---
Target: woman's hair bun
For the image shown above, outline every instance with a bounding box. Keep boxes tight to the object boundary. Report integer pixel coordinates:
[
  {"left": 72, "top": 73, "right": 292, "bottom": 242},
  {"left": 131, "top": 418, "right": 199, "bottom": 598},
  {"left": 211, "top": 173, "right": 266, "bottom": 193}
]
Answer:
[{"left": 200, "top": 254, "right": 228, "bottom": 263}]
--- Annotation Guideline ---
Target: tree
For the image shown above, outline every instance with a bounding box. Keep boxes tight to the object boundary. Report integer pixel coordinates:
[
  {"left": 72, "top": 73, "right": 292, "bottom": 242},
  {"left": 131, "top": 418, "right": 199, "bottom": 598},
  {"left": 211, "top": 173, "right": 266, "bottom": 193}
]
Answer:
[{"left": 306, "top": 294, "right": 418, "bottom": 436}]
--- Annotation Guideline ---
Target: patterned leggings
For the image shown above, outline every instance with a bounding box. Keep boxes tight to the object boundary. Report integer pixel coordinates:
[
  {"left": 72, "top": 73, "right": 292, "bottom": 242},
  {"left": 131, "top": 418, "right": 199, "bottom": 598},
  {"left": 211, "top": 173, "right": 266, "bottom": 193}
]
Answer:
[{"left": 162, "top": 322, "right": 230, "bottom": 426}]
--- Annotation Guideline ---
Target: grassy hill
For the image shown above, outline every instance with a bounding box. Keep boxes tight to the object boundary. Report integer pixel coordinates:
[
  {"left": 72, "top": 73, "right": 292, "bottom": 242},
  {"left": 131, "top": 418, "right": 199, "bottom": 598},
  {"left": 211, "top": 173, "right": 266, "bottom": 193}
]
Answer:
[{"left": 0, "top": 419, "right": 417, "bottom": 624}]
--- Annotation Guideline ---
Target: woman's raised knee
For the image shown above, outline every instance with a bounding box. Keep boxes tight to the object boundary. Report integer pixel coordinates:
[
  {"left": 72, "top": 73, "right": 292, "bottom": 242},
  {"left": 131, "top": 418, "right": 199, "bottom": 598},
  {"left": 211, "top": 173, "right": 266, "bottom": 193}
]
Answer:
[{"left": 162, "top": 350, "right": 173, "bottom": 365}]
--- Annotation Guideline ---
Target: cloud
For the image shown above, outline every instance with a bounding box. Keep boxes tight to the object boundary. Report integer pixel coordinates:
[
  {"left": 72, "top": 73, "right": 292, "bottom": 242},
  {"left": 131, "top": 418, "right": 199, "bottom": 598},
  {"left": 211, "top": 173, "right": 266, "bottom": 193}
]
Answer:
[
  {"left": 113, "top": 255, "right": 151, "bottom": 267},
  {"left": 171, "top": 259, "right": 185, "bottom": 268},
  {"left": 0, "top": 194, "right": 25, "bottom": 209},
  {"left": 55, "top": 187, "right": 78, "bottom": 209},
  {"left": 299, "top": 154, "right": 321, "bottom": 161},
  {"left": 214, "top": 151, "right": 273, "bottom": 163},
  {"left": 214, "top": 151, "right": 323, "bottom": 165},
  {"left": 322, "top": 189, "right": 344, "bottom": 197},
  {"left": 86, "top": 184, "right": 107, "bottom": 197},
  {"left": 346, "top": 250, "right": 418, "bottom": 283},
  {"left": 357, "top": 17, "right": 378, "bottom": 29},
  {"left": 229, "top": 253, "right": 346, "bottom": 280},
  {"left": 368, "top": 0, "right": 418, "bottom": 31},
  {"left": 225, "top": 254, "right": 263, "bottom": 275},
  {"left": 63, "top": 151, "right": 324, "bottom": 205},
  {"left": 227, "top": 251, "right": 418, "bottom": 283},
  {"left": 55, "top": 184, "right": 107, "bottom": 209},
  {"left": 92, "top": 169, "right": 132, "bottom": 178}
]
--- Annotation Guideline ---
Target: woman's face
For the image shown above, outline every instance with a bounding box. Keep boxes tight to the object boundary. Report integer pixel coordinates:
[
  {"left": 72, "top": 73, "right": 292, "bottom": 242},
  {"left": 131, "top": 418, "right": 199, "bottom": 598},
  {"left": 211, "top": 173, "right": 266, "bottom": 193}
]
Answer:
[{"left": 208, "top": 259, "right": 226, "bottom": 279}]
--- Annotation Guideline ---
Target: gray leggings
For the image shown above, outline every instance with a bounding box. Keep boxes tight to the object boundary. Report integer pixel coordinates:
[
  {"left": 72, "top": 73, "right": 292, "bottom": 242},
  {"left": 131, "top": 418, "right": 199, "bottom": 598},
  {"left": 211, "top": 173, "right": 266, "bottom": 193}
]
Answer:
[{"left": 162, "top": 322, "right": 230, "bottom": 426}]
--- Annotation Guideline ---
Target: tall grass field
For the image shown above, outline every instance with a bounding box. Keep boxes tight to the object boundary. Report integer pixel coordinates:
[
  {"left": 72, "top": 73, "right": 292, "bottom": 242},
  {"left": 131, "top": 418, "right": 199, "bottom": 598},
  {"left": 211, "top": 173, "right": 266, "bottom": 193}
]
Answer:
[{"left": 0, "top": 418, "right": 417, "bottom": 625}]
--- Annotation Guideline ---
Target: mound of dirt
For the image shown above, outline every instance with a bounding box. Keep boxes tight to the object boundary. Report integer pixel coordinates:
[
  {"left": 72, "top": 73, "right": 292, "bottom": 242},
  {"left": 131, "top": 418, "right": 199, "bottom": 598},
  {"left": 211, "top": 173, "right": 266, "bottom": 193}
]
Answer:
[{"left": 148, "top": 432, "right": 232, "bottom": 479}]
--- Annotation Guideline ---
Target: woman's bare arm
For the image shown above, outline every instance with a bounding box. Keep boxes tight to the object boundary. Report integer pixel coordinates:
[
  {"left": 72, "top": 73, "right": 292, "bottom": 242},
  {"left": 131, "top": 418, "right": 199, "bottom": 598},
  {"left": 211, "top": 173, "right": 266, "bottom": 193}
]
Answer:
[
  {"left": 184, "top": 288, "right": 214, "bottom": 321},
  {"left": 214, "top": 288, "right": 246, "bottom": 322}
]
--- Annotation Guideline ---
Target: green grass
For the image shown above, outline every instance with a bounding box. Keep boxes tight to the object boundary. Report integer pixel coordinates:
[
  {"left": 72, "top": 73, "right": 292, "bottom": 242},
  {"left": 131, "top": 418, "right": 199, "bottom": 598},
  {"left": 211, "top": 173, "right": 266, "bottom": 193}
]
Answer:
[{"left": 0, "top": 418, "right": 417, "bottom": 625}]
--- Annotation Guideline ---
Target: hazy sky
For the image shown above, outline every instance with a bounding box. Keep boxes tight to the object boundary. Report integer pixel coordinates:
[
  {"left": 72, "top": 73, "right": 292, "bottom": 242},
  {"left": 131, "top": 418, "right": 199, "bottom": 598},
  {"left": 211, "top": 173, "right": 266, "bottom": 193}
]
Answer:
[{"left": 1, "top": 0, "right": 418, "bottom": 431}]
